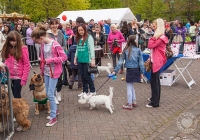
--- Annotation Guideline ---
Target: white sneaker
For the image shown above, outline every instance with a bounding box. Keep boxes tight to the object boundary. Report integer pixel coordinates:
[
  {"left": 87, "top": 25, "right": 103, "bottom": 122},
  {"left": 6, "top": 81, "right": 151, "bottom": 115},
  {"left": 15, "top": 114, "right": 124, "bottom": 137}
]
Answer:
[
  {"left": 54, "top": 96, "right": 59, "bottom": 105},
  {"left": 147, "top": 98, "right": 151, "bottom": 102},
  {"left": 89, "top": 92, "right": 96, "bottom": 96},
  {"left": 47, "top": 116, "right": 52, "bottom": 120},
  {"left": 78, "top": 92, "right": 84, "bottom": 97},
  {"left": 56, "top": 92, "right": 61, "bottom": 102},
  {"left": 140, "top": 79, "right": 144, "bottom": 83},
  {"left": 13, "top": 117, "right": 16, "bottom": 122}
]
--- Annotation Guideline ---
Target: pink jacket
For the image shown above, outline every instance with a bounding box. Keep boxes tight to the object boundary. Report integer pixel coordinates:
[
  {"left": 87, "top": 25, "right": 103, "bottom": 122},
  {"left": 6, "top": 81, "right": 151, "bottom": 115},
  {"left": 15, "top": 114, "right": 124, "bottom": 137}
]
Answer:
[
  {"left": 107, "top": 30, "right": 125, "bottom": 50},
  {"left": 148, "top": 35, "right": 168, "bottom": 73},
  {"left": 66, "top": 29, "right": 74, "bottom": 45},
  {"left": 5, "top": 46, "right": 30, "bottom": 86},
  {"left": 40, "top": 41, "right": 67, "bottom": 78}
]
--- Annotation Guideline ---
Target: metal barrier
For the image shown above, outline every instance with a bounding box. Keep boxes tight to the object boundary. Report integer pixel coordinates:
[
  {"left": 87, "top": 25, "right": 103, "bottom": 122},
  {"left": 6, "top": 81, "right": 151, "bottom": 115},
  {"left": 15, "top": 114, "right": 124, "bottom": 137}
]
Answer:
[
  {"left": 21, "top": 37, "right": 40, "bottom": 65},
  {"left": 0, "top": 66, "right": 14, "bottom": 140}
]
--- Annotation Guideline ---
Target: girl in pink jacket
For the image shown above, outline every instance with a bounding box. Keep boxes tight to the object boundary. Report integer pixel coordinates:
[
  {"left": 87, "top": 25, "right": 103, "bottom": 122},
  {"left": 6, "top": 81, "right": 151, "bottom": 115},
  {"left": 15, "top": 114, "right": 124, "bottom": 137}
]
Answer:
[
  {"left": 65, "top": 23, "right": 74, "bottom": 49},
  {"left": 146, "top": 18, "right": 168, "bottom": 108},
  {"left": 31, "top": 24, "right": 67, "bottom": 127},
  {"left": 1, "top": 31, "right": 30, "bottom": 98}
]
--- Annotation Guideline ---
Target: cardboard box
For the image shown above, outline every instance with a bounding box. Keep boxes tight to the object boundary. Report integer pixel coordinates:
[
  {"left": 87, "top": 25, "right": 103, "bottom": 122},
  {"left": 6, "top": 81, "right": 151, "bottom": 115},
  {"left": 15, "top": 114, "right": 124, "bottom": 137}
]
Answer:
[
  {"left": 160, "top": 69, "right": 176, "bottom": 86},
  {"left": 170, "top": 43, "right": 180, "bottom": 57},
  {"left": 183, "top": 43, "right": 196, "bottom": 57}
]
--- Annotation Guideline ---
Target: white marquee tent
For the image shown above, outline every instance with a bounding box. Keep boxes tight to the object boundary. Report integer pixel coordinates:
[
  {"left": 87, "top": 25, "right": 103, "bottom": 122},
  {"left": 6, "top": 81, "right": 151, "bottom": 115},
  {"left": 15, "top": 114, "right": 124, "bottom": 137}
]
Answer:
[{"left": 57, "top": 8, "right": 136, "bottom": 24}]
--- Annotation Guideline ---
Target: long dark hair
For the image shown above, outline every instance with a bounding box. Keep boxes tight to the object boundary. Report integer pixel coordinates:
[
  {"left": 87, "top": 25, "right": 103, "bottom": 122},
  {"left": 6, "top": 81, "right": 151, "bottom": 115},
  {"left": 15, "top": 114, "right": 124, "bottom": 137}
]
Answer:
[
  {"left": 121, "top": 21, "right": 129, "bottom": 34},
  {"left": 123, "top": 35, "right": 137, "bottom": 59},
  {"left": 1, "top": 31, "right": 23, "bottom": 61},
  {"left": 76, "top": 24, "right": 88, "bottom": 46},
  {"left": 2, "top": 24, "right": 11, "bottom": 35}
]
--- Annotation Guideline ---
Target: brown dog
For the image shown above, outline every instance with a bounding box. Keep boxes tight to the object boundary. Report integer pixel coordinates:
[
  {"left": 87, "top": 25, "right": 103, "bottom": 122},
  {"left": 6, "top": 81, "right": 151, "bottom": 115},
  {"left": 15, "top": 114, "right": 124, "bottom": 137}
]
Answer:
[
  {"left": 12, "top": 98, "right": 31, "bottom": 131},
  {"left": 0, "top": 87, "right": 10, "bottom": 132},
  {"left": 0, "top": 88, "right": 31, "bottom": 132},
  {"left": 30, "top": 73, "right": 50, "bottom": 115}
]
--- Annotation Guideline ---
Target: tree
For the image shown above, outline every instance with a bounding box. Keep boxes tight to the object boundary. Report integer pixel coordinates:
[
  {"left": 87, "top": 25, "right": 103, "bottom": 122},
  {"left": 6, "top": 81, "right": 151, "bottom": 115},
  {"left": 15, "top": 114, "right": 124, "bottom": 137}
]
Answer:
[
  {"left": 2, "top": 0, "right": 22, "bottom": 13},
  {"left": 20, "top": 0, "right": 90, "bottom": 22},
  {"left": 90, "top": 0, "right": 122, "bottom": 9},
  {"left": 0, "top": 0, "right": 6, "bottom": 13},
  {"left": 175, "top": 0, "right": 200, "bottom": 21},
  {"left": 133, "top": 0, "right": 168, "bottom": 21}
]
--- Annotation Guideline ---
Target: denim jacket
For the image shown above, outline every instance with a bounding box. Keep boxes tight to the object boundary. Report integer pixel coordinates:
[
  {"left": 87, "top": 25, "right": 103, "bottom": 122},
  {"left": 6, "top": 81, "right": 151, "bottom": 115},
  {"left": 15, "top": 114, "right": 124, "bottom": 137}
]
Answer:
[{"left": 114, "top": 46, "right": 145, "bottom": 74}]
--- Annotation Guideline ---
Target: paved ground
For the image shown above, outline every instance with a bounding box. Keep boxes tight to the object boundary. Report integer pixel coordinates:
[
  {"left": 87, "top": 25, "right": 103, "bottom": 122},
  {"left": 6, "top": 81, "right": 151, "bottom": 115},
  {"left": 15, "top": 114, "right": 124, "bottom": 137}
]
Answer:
[{"left": 2, "top": 57, "right": 200, "bottom": 140}]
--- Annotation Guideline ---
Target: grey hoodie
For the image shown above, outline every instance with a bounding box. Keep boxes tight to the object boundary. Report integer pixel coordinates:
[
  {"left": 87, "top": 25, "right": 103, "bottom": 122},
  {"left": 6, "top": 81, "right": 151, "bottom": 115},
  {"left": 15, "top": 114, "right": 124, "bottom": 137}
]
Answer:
[{"left": 47, "top": 29, "right": 66, "bottom": 49}]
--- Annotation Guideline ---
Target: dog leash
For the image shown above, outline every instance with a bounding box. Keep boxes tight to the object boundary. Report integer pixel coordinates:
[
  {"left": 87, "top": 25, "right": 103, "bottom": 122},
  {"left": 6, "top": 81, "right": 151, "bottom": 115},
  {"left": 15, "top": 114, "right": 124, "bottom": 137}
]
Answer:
[{"left": 96, "top": 74, "right": 116, "bottom": 92}]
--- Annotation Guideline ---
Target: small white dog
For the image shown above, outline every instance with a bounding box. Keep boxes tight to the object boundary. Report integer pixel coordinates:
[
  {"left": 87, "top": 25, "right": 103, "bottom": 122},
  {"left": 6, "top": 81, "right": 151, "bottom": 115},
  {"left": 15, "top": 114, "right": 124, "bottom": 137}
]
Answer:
[
  {"left": 96, "top": 63, "right": 112, "bottom": 77},
  {"left": 78, "top": 87, "right": 114, "bottom": 114}
]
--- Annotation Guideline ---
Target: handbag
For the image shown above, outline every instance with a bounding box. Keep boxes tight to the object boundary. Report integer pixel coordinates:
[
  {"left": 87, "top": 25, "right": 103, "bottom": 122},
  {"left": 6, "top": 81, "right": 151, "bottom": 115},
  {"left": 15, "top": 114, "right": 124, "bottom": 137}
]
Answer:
[
  {"left": 88, "top": 64, "right": 99, "bottom": 74},
  {"left": 56, "top": 73, "right": 63, "bottom": 92},
  {"left": 173, "top": 34, "right": 183, "bottom": 43},
  {"left": 144, "top": 58, "right": 152, "bottom": 72},
  {"left": 166, "top": 44, "right": 173, "bottom": 59}
]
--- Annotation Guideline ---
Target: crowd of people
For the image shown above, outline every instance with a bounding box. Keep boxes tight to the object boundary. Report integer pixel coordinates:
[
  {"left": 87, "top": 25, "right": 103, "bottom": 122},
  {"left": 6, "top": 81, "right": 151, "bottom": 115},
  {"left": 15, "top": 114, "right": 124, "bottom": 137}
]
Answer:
[{"left": 0, "top": 16, "right": 200, "bottom": 127}]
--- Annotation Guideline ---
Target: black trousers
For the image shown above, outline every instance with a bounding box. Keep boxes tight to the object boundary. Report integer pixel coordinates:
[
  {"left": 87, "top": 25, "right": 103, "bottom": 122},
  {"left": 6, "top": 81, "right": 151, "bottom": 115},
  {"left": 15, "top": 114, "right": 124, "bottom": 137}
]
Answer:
[
  {"left": 95, "top": 58, "right": 101, "bottom": 66},
  {"left": 62, "top": 63, "right": 68, "bottom": 85},
  {"left": 11, "top": 79, "right": 22, "bottom": 98},
  {"left": 79, "top": 63, "right": 95, "bottom": 93},
  {"left": 150, "top": 70, "right": 160, "bottom": 107},
  {"left": 27, "top": 45, "right": 37, "bottom": 63},
  {"left": 112, "top": 53, "right": 123, "bottom": 70}
]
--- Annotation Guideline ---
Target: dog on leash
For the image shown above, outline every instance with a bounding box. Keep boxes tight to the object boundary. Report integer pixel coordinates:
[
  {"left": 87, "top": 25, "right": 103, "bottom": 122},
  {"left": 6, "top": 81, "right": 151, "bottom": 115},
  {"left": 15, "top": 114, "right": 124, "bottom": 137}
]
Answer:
[
  {"left": 78, "top": 87, "right": 114, "bottom": 114},
  {"left": 96, "top": 63, "right": 112, "bottom": 77},
  {"left": 29, "top": 73, "right": 50, "bottom": 115},
  {"left": 0, "top": 88, "right": 31, "bottom": 132}
]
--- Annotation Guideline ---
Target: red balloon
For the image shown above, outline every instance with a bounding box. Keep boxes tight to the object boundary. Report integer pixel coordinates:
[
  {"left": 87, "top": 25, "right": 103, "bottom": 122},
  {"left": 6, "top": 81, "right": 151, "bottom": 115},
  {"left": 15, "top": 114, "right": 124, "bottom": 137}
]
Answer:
[{"left": 62, "top": 15, "right": 67, "bottom": 21}]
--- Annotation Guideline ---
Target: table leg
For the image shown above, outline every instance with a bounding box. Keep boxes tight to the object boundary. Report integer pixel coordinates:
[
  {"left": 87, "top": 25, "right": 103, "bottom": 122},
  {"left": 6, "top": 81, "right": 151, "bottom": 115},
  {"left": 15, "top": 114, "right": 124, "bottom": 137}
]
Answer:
[{"left": 172, "top": 59, "right": 196, "bottom": 89}]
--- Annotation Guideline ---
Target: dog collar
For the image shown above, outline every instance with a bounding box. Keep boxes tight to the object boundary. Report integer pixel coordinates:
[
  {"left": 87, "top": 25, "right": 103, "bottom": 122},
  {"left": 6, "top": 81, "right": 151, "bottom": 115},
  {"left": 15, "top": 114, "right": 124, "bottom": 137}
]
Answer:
[{"left": 34, "top": 83, "right": 44, "bottom": 87}]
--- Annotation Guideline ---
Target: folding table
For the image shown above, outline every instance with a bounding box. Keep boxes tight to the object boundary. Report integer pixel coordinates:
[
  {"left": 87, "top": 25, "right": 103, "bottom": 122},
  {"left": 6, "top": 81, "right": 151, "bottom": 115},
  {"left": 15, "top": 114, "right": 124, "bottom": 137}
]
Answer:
[{"left": 172, "top": 55, "right": 200, "bottom": 89}]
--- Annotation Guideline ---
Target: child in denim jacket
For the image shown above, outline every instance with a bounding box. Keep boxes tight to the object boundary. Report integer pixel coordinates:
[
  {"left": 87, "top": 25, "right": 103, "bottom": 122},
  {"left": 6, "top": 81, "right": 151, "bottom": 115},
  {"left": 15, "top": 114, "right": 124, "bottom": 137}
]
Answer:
[{"left": 112, "top": 35, "right": 144, "bottom": 110}]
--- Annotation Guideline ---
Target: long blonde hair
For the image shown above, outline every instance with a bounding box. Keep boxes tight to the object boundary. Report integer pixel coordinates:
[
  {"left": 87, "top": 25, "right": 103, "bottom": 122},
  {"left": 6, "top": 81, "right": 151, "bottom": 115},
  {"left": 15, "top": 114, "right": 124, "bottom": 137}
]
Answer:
[{"left": 153, "top": 18, "right": 165, "bottom": 39}]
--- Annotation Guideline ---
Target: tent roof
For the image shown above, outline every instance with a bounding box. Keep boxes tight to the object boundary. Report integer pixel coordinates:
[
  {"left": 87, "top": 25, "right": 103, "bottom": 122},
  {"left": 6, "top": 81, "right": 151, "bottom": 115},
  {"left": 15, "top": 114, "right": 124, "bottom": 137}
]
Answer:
[{"left": 57, "top": 8, "right": 136, "bottom": 24}]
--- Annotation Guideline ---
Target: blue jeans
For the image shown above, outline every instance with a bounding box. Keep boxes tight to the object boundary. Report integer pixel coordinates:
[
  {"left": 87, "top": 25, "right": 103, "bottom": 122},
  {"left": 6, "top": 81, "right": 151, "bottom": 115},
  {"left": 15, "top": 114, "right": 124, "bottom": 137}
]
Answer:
[
  {"left": 127, "top": 83, "right": 136, "bottom": 104},
  {"left": 79, "top": 63, "right": 95, "bottom": 93},
  {"left": 44, "top": 75, "right": 58, "bottom": 118}
]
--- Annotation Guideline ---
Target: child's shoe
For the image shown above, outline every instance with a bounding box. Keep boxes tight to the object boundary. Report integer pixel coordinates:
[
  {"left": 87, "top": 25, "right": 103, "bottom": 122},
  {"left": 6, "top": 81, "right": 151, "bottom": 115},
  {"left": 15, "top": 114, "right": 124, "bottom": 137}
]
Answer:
[
  {"left": 132, "top": 100, "right": 137, "bottom": 107},
  {"left": 46, "top": 118, "right": 57, "bottom": 127},
  {"left": 78, "top": 87, "right": 82, "bottom": 91},
  {"left": 119, "top": 70, "right": 124, "bottom": 74},
  {"left": 68, "top": 84, "right": 73, "bottom": 89},
  {"left": 122, "top": 103, "right": 133, "bottom": 110}
]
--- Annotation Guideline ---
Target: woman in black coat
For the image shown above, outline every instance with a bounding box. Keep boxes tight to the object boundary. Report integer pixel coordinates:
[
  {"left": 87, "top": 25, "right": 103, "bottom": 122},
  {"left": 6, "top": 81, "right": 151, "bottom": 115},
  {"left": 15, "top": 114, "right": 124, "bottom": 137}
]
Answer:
[{"left": 93, "top": 25, "right": 105, "bottom": 66}]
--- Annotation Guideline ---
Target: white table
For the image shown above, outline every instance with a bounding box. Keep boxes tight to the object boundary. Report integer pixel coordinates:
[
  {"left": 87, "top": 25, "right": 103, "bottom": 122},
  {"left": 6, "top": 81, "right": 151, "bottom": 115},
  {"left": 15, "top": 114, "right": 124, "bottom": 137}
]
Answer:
[{"left": 172, "top": 55, "right": 200, "bottom": 89}]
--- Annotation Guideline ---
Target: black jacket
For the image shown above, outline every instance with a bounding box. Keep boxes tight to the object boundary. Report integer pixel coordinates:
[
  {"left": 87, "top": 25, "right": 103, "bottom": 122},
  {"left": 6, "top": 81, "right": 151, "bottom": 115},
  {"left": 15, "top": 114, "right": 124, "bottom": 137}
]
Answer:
[
  {"left": 93, "top": 32, "right": 105, "bottom": 48},
  {"left": 67, "top": 45, "right": 79, "bottom": 69}
]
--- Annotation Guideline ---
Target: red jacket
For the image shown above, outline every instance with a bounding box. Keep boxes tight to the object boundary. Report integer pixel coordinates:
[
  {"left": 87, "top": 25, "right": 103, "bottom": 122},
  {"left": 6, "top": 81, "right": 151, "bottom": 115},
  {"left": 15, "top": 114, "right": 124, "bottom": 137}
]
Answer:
[{"left": 148, "top": 35, "right": 168, "bottom": 73}]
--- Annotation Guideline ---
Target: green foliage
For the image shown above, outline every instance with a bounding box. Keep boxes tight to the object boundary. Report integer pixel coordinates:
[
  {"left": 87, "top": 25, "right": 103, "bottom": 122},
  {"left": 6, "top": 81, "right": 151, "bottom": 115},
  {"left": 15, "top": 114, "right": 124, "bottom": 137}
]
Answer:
[
  {"left": 90, "top": 0, "right": 122, "bottom": 9},
  {"left": 1, "top": 0, "right": 200, "bottom": 22},
  {"left": 16, "top": 0, "right": 90, "bottom": 22},
  {"left": 133, "top": 0, "right": 168, "bottom": 21},
  {"left": 2, "top": 0, "right": 21, "bottom": 13}
]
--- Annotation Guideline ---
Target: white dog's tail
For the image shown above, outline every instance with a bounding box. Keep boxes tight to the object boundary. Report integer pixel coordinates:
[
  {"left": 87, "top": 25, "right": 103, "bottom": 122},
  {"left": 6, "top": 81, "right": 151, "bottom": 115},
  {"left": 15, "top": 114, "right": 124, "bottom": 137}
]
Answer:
[
  {"left": 109, "top": 87, "right": 114, "bottom": 100},
  {"left": 107, "top": 63, "right": 112, "bottom": 69}
]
